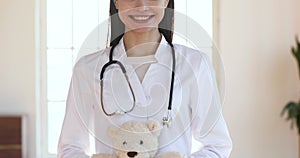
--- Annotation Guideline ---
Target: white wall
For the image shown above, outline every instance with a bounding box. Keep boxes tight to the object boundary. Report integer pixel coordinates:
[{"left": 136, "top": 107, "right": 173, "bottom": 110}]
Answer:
[
  {"left": 220, "top": 0, "right": 300, "bottom": 157},
  {"left": 0, "top": 0, "right": 36, "bottom": 157}
]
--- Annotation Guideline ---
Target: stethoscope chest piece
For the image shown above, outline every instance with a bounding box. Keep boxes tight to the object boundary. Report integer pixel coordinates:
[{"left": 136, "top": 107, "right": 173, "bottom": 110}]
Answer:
[{"left": 162, "top": 110, "right": 172, "bottom": 128}]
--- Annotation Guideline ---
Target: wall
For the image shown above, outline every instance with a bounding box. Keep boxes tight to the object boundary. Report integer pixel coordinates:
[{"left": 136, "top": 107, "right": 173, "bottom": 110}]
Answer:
[
  {"left": 220, "top": 0, "right": 300, "bottom": 157},
  {"left": 0, "top": 0, "right": 36, "bottom": 157}
]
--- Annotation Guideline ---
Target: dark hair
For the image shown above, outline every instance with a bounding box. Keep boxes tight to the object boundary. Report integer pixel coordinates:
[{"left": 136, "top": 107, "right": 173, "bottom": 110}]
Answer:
[{"left": 109, "top": 0, "right": 174, "bottom": 47}]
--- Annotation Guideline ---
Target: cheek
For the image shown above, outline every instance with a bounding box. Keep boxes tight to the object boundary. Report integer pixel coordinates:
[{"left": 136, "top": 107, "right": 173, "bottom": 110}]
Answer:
[
  {"left": 115, "top": 9, "right": 131, "bottom": 25},
  {"left": 144, "top": 136, "right": 159, "bottom": 150},
  {"left": 156, "top": 9, "right": 165, "bottom": 22},
  {"left": 115, "top": 1, "right": 131, "bottom": 10}
]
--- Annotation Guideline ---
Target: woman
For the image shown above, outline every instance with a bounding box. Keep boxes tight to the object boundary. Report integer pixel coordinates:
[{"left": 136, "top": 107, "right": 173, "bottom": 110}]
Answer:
[{"left": 58, "top": 0, "right": 232, "bottom": 157}]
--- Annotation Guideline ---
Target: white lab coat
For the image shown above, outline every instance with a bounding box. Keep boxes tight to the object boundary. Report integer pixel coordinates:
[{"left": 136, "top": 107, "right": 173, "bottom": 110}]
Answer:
[{"left": 57, "top": 36, "right": 232, "bottom": 158}]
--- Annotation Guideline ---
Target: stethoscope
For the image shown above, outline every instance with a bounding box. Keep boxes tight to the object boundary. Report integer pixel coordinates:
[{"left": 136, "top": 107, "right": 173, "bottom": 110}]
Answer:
[{"left": 99, "top": 35, "right": 176, "bottom": 127}]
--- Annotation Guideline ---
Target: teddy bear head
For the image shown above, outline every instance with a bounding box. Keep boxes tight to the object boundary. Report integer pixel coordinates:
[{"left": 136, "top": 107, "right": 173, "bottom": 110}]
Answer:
[{"left": 107, "top": 120, "right": 162, "bottom": 158}]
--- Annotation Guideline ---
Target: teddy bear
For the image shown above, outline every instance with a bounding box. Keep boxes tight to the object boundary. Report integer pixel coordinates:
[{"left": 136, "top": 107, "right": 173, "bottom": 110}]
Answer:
[{"left": 92, "top": 120, "right": 186, "bottom": 158}]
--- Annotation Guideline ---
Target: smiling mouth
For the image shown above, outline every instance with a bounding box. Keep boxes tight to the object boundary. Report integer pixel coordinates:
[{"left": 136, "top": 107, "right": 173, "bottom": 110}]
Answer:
[{"left": 129, "top": 15, "right": 155, "bottom": 21}]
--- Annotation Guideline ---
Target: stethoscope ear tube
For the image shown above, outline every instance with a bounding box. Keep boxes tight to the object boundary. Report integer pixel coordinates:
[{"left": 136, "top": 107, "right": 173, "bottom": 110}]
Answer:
[
  {"left": 100, "top": 75, "right": 136, "bottom": 116},
  {"left": 100, "top": 45, "right": 126, "bottom": 80},
  {"left": 163, "top": 43, "right": 175, "bottom": 128},
  {"left": 100, "top": 79, "right": 115, "bottom": 116},
  {"left": 168, "top": 43, "right": 175, "bottom": 111},
  {"left": 100, "top": 45, "right": 136, "bottom": 116},
  {"left": 100, "top": 60, "right": 126, "bottom": 80}
]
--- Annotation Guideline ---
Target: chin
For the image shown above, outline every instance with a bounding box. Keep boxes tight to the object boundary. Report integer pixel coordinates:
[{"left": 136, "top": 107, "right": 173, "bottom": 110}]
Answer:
[
  {"left": 134, "top": 28, "right": 153, "bottom": 33},
  {"left": 128, "top": 27, "right": 157, "bottom": 34}
]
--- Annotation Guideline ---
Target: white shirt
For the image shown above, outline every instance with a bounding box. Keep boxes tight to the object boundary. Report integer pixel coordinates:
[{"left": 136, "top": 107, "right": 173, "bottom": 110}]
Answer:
[
  {"left": 57, "top": 36, "right": 232, "bottom": 158},
  {"left": 126, "top": 55, "right": 157, "bottom": 82}
]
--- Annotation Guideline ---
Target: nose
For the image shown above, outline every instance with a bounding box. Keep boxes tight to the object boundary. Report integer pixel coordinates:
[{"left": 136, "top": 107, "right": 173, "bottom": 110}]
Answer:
[
  {"left": 135, "top": 0, "right": 146, "bottom": 7},
  {"left": 127, "top": 151, "right": 138, "bottom": 157},
  {"left": 135, "top": 0, "right": 149, "bottom": 11}
]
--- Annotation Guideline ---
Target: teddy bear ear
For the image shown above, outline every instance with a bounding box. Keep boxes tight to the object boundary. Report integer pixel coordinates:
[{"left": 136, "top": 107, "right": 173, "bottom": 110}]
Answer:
[{"left": 147, "top": 120, "right": 162, "bottom": 137}]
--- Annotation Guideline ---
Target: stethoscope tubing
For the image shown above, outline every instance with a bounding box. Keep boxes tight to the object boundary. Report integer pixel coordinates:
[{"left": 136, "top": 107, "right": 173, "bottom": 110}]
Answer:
[{"left": 99, "top": 36, "right": 176, "bottom": 121}]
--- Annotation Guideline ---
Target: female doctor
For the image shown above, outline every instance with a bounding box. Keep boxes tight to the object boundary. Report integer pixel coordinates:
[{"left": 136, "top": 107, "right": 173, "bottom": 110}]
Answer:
[{"left": 58, "top": 0, "right": 232, "bottom": 157}]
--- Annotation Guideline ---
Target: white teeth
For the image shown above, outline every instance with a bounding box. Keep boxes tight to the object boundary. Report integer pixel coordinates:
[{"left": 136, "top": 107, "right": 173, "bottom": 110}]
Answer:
[{"left": 132, "top": 16, "right": 151, "bottom": 21}]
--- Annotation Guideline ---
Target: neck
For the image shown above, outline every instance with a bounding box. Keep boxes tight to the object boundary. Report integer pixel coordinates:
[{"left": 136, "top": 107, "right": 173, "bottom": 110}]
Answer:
[{"left": 123, "top": 29, "right": 162, "bottom": 57}]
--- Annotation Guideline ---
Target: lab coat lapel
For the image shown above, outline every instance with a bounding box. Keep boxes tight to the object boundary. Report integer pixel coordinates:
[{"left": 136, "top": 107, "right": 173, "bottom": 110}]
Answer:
[
  {"left": 114, "top": 38, "right": 147, "bottom": 104},
  {"left": 141, "top": 36, "right": 173, "bottom": 112},
  {"left": 142, "top": 36, "right": 172, "bottom": 88},
  {"left": 153, "top": 36, "right": 172, "bottom": 69}
]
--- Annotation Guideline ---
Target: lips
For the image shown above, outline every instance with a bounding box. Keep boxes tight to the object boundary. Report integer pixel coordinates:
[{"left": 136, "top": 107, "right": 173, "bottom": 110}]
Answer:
[{"left": 129, "top": 15, "right": 155, "bottom": 22}]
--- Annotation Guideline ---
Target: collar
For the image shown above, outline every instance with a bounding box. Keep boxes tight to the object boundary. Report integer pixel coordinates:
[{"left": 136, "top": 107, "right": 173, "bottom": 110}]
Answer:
[{"left": 113, "top": 34, "right": 173, "bottom": 67}]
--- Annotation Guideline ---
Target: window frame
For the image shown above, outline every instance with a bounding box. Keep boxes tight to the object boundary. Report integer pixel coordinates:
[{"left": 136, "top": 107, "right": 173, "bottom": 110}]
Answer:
[{"left": 36, "top": 0, "right": 49, "bottom": 157}]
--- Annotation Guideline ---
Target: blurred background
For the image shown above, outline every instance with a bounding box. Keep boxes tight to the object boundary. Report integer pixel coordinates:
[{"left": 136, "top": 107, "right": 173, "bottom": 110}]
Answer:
[{"left": 0, "top": 0, "right": 299, "bottom": 157}]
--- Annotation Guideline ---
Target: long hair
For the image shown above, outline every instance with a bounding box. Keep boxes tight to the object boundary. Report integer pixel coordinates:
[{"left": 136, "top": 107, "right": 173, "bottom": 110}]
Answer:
[{"left": 109, "top": 0, "right": 174, "bottom": 47}]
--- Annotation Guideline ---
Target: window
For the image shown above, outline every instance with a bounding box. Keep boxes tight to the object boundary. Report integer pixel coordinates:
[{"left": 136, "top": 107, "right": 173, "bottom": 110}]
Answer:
[{"left": 42, "top": 0, "right": 214, "bottom": 157}]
